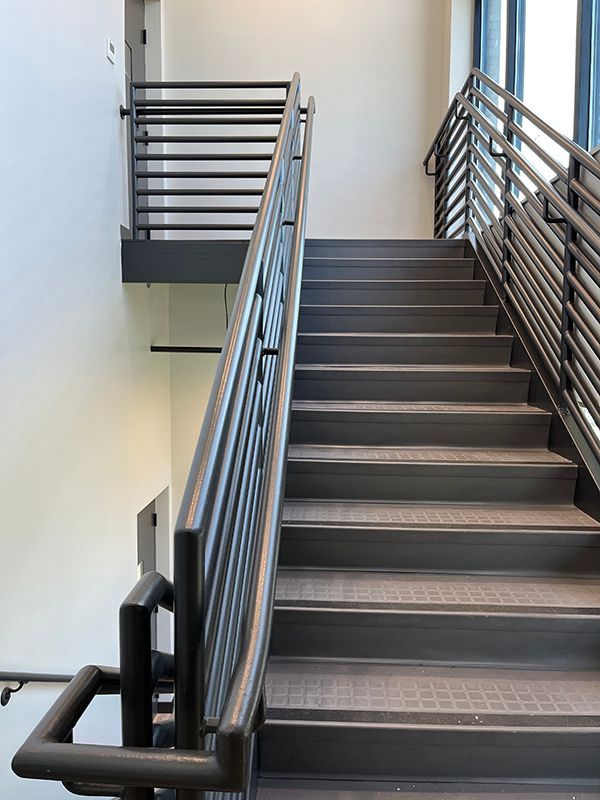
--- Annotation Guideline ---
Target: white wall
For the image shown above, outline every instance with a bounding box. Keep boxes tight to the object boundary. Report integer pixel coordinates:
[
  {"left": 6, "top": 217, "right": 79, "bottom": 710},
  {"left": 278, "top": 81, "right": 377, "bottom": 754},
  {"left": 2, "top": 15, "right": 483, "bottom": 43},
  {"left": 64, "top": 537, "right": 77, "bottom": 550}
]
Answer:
[
  {"left": 0, "top": 2, "right": 172, "bottom": 798},
  {"left": 161, "top": 0, "right": 455, "bottom": 239}
]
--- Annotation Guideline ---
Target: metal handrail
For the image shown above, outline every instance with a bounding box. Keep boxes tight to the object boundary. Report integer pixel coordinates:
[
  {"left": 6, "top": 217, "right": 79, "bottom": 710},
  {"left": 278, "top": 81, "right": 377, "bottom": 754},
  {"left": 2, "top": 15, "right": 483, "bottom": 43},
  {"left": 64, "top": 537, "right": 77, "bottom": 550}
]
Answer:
[
  {"left": 425, "top": 69, "right": 600, "bottom": 465},
  {"left": 12, "top": 78, "right": 315, "bottom": 799},
  {"left": 1, "top": 673, "right": 74, "bottom": 706}
]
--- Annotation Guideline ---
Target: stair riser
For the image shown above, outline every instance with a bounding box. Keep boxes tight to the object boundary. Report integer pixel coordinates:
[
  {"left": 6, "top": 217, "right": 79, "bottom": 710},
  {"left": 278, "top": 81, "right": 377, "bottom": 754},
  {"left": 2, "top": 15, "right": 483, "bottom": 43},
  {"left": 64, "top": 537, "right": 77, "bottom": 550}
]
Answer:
[
  {"left": 293, "top": 374, "right": 531, "bottom": 403},
  {"left": 296, "top": 342, "right": 513, "bottom": 366},
  {"left": 305, "top": 242, "right": 466, "bottom": 259},
  {"left": 285, "top": 464, "right": 576, "bottom": 504},
  {"left": 303, "top": 266, "right": 475, "bottom": 280},
  {"left": 271, "top": 610, "right": 600, "bottom": 669},
  {"left": 280, "top": 527, "right": 600, "bottom": 576},
  {"left": 298, "top": 311, "right": 498, "bottom": 334},
  {"left": 290, "top": 414, "right": 550, "bottom": 447},
  {"left": 259, "top": 724, "right": 600, "bottom": 782},
  {"left": 301, "top": 287, "right": 485, "bottom": 304}
]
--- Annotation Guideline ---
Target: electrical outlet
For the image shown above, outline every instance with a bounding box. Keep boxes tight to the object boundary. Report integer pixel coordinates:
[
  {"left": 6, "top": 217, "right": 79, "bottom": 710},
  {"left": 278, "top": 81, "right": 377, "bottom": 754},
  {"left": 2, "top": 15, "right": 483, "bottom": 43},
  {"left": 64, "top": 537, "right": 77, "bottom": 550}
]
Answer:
[{"left": 106, "top": 37, "right": 116, "bottom": 64}]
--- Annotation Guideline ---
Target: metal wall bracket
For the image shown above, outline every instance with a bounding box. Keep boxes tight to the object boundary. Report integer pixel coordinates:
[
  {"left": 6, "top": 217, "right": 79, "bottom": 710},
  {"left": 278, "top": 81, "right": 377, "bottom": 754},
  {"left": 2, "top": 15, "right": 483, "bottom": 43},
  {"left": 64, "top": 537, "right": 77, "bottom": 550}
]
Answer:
[
  {"left": 119, "top": 105, "right": 130, "bottom": 119},
  {"left": 542, "top": 196, "right": 567, "bottom": 224},
  {"left": 1, "top": 682, "right": 24, "bottom": 706},
  {"left": 488, "top": 138, "right": 507, "bottom": 159}
]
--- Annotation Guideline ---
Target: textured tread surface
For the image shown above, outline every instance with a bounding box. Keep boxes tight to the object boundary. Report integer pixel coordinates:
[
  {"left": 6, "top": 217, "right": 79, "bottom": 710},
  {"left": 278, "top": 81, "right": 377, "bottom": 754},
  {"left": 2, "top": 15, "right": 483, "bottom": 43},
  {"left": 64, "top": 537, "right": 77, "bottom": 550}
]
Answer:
[
  {"left": 257, "top": 779, "right": 600, "bottom": 799},
  {"left": 275, "top": 570, "right": 600, "bottom": 613},
  {"left": 266, "top": 660, "right": 600, "bottom": 721},
  {"left": 282, "top": 501, "right": 600, "bottom": 531},
  {"left": 292, "top": 400, "right": 546, "bottom": 414},
  {"left": 287, "top": 445, "right": 570, "bottom": 465}
]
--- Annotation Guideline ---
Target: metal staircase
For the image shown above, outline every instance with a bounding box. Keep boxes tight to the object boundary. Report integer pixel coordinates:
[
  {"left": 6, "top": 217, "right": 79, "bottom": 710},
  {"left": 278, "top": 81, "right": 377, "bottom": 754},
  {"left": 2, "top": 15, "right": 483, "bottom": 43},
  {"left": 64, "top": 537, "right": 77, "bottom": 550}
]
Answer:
[{"left": 257, "top": 238, "right": 600, "bottom": 796}]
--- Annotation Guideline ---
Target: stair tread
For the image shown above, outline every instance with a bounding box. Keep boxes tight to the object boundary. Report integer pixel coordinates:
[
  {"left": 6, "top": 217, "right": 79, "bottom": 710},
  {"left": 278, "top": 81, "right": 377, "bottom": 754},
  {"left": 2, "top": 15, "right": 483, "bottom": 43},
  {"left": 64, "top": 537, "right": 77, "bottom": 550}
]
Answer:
[
  {"left": 274, "top": 569, "right": 600, "bottom": 613},
  {"left": 287, "top": 445, "right": 571, "bottom": 466},
  {"left": 265, "top": 659, "right": 600, "bottom": 723},
  {"left": 302, "top": 279, "right": 485, "bottom": 286},
  {"left": 266, "top": 658, "right": 600, "bottom": 727},
  {"left": 257, "top": 778, "right": 600, "bottom": 799},
  {"left": 300, "top": 304, "right": 497, "bottom": 312},
  {"left": 296, "top": 364, "right": 529, "bottom": 374},
  {"left": 282, "top": 500, "right": 600, "bottom": 531},
  {"left": 298, "top": 332, "right": 511, "bottom": 341},
  {"left": 292, "top": 400, "right": 547, "bottom": 414}
]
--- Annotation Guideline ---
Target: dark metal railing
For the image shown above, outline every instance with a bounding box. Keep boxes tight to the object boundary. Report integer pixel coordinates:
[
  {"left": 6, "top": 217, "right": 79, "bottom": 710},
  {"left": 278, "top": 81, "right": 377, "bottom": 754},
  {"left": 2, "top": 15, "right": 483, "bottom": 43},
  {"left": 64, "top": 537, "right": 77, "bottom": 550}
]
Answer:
[
  {"left": 0, "top": 673, "right": 74, "bottom": 706},
  {"left": 13, "top": 75, "right": 315, "bottom": 800},
  {"left": 123, "top": 79, "right": 309, "bottom": 240},
  {"left": 425, "top": 68, "right": 600, "bottom": 465}
]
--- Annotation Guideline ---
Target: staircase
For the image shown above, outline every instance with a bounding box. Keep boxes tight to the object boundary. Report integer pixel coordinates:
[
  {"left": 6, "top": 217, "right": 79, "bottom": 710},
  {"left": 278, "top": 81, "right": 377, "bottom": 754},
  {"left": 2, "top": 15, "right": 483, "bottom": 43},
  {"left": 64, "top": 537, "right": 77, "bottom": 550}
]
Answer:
[{"left": 257, "top": 239, "right": 600, "bottom": 797}]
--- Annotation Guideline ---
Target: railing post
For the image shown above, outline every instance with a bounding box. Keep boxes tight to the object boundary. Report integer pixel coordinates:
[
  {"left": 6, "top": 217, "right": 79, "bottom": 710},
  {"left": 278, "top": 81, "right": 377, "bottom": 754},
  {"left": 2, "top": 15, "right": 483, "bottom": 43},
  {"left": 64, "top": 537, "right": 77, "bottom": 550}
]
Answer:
[
  {"left": 559, "top": 154, "right": 580, "bottom": 410},
  {"left": 500, "top": 100, "right": 514, "bottom": 296},
  {"left": 463, "top": 75, "right": 474, "bottom": 238},
  {"left": 129, "top": 82, "right": 139, "bottom": 240}
]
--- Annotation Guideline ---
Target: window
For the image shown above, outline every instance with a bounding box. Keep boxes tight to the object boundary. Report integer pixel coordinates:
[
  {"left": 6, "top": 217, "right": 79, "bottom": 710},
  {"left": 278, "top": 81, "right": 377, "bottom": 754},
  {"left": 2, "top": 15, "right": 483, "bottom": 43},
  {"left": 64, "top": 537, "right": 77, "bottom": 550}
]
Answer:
[
  {"left": 474, "top": 0, "right": 599, "bottom": 150},
  {"left": 590, "top": 1, "right": 600, "bottom": 149},
  {"left": 522, "top": 0, "right": 578, "bottom": 140},
  {"left": 480, "top": 0, "right": 508, "bottom": 86}
]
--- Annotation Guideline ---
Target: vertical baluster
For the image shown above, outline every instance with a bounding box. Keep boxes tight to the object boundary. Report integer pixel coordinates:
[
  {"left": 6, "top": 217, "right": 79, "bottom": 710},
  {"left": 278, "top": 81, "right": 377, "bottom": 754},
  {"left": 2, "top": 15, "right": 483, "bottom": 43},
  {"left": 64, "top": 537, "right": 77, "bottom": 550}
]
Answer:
[
  {"left": 560, "top": 154, "right": 580, "bottom": 408},
  {"left": 500, "top": 101, "right": 514, "bottom": 294}
]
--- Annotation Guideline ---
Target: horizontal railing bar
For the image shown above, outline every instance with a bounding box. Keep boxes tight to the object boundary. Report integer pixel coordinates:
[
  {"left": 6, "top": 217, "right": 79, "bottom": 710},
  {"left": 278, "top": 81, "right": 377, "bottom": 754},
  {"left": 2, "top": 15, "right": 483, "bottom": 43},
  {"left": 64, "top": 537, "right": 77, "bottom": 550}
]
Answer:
[
  {"left": 504, "top": 247, "right": 563, "bottom": 341},
  {"left": 570, "top": 178, "right": 600, "bottom": 219},
  {"left": 505, "top": 215, "right": 563, "bottom": 301},
  {"left": 568, "top": 240, "right": 600, "bottom": 283},
  {"left": 135, "top": 106, "right": 291, "bottom": 116},
  {"left": 133, "top": 80, "right": 290, "bottom": 89},
  {"left": 0, "top": 672, "right": 73, "bottom": 684},
  {"left": 150, "top": 346, "right": 223, "bottom": 354},
  {"left": 136, "top": 206, "right": 259, "bottom": 214},
  {"left": 563, "top": 361, "right": 600, "bottom": 431},
  {"left": 472, "top": 68, "right": 600, "bottom": 180},
  {"left": 564, "top": 334, "right": 600, "bottom": 398},
  {"left": 470, "top": 86, "right": 508, "bottom": 126},
  {"left": 565, "top": 302, "right": 600, "bottom": 363},
  {"left": 562, "top": 390, "right": 600, "bottom": 463},
  {"left": 137, "top": 224, "right": 255, "bottom": 230},
  {"left": 134, "top": 154, "right": 273, "bottom": 161},
  {"left": 505, "top": 188, "right": 564, "bottom": 272},
  {"left": 423, "top": 74, "right": 472, "bottom": 166},
  {"left": 135, "top": 171, "right": 269, "bottom": 179},
  {"left": 134, "top": 117, "right": 283, "bottom": 125},
  {"left": 135, "top": 136, "right": 277, "bottom": 143},
  {"left": 505, "top": 281, "right": 561, "bottom": 377},
  {"left": 137, "top": 188, "right": 264, "bottom": 196},
  {"left": 507, "top": 120, "right": 569, "bottom": 183},
  {"left": 134, "top": 99, "right": 286, "bottom": 108}
]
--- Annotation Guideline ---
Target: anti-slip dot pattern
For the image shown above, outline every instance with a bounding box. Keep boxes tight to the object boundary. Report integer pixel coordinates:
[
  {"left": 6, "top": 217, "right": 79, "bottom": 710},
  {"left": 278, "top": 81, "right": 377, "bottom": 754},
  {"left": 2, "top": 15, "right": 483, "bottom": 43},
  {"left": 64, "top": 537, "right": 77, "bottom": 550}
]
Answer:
[
  {"left": 291, "top": 400, "right": 546, "bottom": 414},
  {"left": 287, "top": 446, "right": 568, "bottom": 465},
  {"left": 282, "top": 500, "right": 599, "bottom": 529},
  {"left": 265, "top": 663, "right": 600, "bottom": 717},
  {"left": 274, "top": 571, "right": 600, "bottom": 609}
]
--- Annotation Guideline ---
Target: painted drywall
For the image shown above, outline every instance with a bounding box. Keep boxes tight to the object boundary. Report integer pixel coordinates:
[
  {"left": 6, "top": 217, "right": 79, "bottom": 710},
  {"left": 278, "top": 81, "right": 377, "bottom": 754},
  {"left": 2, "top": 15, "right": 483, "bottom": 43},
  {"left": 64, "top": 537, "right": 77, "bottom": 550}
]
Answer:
[
  {"left": 161, "top": 0, "right": 455, "bottom": 239},
  {"left": 0, "top": 1, "right": 172, "bottom": 797}
]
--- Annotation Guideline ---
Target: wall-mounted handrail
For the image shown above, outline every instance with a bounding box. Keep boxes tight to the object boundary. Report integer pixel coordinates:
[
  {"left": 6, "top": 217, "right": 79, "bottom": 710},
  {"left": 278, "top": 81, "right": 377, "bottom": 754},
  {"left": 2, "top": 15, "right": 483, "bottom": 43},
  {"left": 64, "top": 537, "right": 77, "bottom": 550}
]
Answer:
[
  {"left": 425, "top": 68, "right": 600, "bottom": 467},
  {"left": 13, "top": 77, "right": 315, "bottom": 799},
  {"left": 1, "top": 673, "right": 74, "bottom": 707}
]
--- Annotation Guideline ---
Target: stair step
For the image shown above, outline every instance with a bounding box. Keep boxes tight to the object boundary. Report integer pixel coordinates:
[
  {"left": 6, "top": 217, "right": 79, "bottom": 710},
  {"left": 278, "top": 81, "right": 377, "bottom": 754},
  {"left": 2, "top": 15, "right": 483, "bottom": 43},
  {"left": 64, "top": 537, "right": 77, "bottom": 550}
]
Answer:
[
  {"left": 296, "top": 333, "right": 513, "bottom": 366},
  {"left": 286, "top": 446, "right": 576, "bottom": 504},
  {"left": 302, "top": 257, "right": 475, "bottom": 280},
  {"left": 305, "top": 239, "right": 467, "bottom": 259},
  {"left": 290, "top": 401, "right": 551, "bottom": 447},
  {"left": 260, "top": 660, "right": 600, "bottom": 781},
  {"left": 294, "top": 364, "right": 531, "bottom": 403},
  {"left": 301, "top": 279, "right": 485, "bottom": 305},
  {"left": 280, "top": 499, "right": 600, "bottom": 575},
  {"left": 257, "top": 778, "right": 600, "bottom": 799},
  {"left": 298, "top": 305, "right": 499, "bottom": 333},
  {"left": 272, "top": 569, "right": 600, "bottom": 668}
]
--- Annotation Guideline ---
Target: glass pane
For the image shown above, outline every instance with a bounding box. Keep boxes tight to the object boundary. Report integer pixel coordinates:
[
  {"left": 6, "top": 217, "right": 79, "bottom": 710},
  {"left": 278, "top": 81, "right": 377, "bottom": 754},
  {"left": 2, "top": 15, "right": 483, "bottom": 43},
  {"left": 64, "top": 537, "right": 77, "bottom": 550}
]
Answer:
[
  {"left": 522, "top": 0, "right": 577, "bottom": 141},
  {"left": 481, "top": 0, "right": 508, "bottom": 85}
]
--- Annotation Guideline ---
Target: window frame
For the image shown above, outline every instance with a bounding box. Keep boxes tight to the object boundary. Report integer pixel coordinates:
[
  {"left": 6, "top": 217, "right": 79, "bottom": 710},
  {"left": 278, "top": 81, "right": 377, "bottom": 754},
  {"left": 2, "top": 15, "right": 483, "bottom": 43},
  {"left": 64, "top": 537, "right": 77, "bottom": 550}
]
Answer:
[{"left": 473, "top": 0, "right": 594, "bottom": 148}]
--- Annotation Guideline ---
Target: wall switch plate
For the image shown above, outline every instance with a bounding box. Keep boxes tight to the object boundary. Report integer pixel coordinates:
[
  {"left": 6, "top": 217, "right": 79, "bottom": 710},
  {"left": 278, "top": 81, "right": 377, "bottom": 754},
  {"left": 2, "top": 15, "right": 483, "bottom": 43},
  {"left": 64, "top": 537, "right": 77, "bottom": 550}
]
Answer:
[{"left": 106, "top": 37, "right": 116, "bottom": 64}]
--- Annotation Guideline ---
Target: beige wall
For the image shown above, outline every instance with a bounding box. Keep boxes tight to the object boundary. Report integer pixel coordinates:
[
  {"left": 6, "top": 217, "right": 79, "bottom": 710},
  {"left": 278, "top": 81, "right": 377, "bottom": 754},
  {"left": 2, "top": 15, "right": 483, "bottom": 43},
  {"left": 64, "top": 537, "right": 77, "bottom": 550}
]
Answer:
[
  {"left": 162, "top": 0, "right": 458, "bottom": 239},
  {"left": 1, "top": 2, "right": 172, "bottom": 797}
]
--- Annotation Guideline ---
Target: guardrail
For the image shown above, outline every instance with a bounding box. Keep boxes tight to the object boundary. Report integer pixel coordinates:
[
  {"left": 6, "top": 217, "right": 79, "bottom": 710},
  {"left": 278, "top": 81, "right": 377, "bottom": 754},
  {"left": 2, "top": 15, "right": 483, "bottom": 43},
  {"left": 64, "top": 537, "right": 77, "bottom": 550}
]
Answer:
[
  {"left": 122, "top": 78, "right": 307, "bottom": 240},
  {"left": 12, "top": 74, "right": 315, "bottom": 800},
  {"left": 425, "top": 68, "right": 600, "bottom": 465}
]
